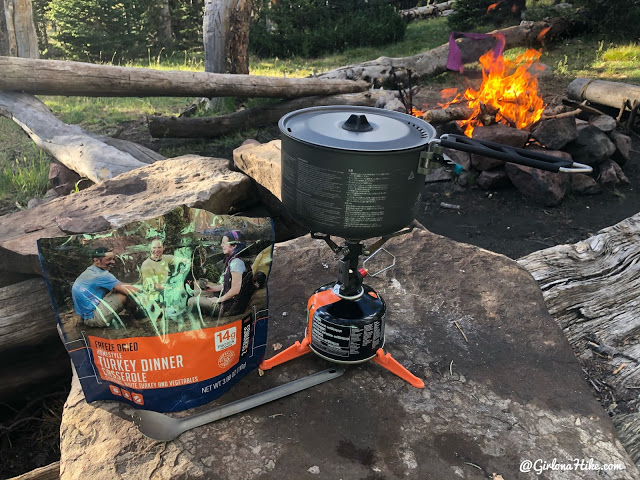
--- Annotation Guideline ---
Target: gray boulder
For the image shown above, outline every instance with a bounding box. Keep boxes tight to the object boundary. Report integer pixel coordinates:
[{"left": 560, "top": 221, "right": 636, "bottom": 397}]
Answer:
[
  {"left": 59, "top": 229, "right": 638, "bottom": 479},
  {"left": 599, "top": 159, "right": 630, "bottom": 187},
  {"left": 531, "top": 116, "right": 578, "bottom": 150},
  {"left": 475, "top": 168, "right": 510, "bottom": 190},
  {"left": 0, "top": 155, "right": 255, "bottom": 275},
  {"left": 564, "top": 126, "right": 616, "bottom": 166},
  {"left": 571, "top": 173, "right": 602, "bottom": 195}
]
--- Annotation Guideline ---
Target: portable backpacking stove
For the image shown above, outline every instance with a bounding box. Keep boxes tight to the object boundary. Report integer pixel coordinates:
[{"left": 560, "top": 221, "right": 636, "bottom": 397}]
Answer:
[{"left": 259, "top": 227, "right": 425, "bottom": 388}]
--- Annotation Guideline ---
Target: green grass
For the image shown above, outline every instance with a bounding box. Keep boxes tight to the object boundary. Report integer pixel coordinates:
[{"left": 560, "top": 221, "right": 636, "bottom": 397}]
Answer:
[
  {"left": 0, "top": 119, "right": 50, "bottom": 209},
  {"left": 250, "top": 18, "right": 451, "bottom": 77},
  {"left": 2, "top": 18, "right": 640, "bottom": 213}
]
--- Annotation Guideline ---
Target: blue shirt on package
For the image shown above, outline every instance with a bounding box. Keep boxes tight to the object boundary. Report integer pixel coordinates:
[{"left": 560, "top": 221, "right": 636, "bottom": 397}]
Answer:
[{"left": 72, "top": 266, "right": 119, "bottom": 319}]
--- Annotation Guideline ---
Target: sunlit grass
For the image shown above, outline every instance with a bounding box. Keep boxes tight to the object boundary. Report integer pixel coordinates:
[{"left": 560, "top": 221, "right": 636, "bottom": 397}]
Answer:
[{"left": 39, "top": 96, "right": 196, "bottom": 130}]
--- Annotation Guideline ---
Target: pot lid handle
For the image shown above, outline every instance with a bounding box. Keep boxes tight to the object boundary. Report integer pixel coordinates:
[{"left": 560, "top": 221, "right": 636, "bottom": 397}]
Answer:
[{"left": 341, "top": 114, "right": 373, "bottom": 132}]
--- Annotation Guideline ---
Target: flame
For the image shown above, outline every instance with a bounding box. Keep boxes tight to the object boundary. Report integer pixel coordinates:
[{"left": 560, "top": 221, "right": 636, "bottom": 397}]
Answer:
[
  {"left": 537, "top": 26, "right": 551, "bottom": 44},
  {"left": 409, "top": 106, "right": 426, "bottom": 117},
  {"left": 487, "top": 1, "right": 501, "bottom": 13},
  {"left": 441, "top": 48, "right": 545, "bottom": 136}
]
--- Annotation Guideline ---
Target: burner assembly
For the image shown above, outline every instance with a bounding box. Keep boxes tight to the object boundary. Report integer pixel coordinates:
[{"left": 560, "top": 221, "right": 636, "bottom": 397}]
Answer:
[{"left": 259, "top": 106, "right": 592, "bottom": 387}]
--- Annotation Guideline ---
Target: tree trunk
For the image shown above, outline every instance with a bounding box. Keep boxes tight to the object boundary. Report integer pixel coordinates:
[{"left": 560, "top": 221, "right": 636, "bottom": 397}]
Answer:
[
  {"left": 518, "top": 212, "right": 640, "bottom": 393},
  {"left": 227, "top": 0, "right": 251, "bottom": 75},
  {"left": 6, "top": 461, "right": 60, "bottom": 480},
  {"left": 148, "top": 90, "right": 394, "bottom": 138},
  {"left": 157, "top": 0, "right": 175, "bottom": 49},
  {"left": 0, "top": 0, "right": 8, "bottom": 55},
  {"left": 0, "top": 56, "right": 369, "bottom": 97},
  {"left": 203, "top": 0, "right": 252, "bottom": 108},
  {"left": 317, "top": 20, "right": 565, "bottom": 88},
  {"left": 1, "top": 0, "right": 38, "bottom": 58},
  {"left": 0, "top": 91, "right": 163, "bottom": 183},
  {"left": 203, "top": 0, "right": 230, "bottom": 110}
]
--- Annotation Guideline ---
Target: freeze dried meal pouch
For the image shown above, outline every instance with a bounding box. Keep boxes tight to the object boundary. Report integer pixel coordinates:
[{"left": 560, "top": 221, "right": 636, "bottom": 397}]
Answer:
[{"left": 38, "top": 207, "right": 273, "bottom": 412}]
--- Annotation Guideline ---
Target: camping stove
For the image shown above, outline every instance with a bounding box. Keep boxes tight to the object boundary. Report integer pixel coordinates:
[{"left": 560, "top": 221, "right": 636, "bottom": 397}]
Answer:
[{"left": 259, "top": 227, "right": 425, "bottom": 389}]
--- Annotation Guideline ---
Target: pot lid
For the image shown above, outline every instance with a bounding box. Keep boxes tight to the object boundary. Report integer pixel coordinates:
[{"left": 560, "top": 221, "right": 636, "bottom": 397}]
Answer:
[{"left": 279, "top": 105, "right": 437, "bottom": 152}]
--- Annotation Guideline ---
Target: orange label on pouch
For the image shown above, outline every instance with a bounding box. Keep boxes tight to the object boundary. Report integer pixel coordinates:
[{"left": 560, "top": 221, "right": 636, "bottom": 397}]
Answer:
[{"left": 88, "top": 320, "right": 242, "bottom": 391}]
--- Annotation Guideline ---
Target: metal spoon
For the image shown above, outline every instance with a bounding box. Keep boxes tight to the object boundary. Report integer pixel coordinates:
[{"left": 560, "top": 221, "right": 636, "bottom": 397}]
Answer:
[{"left": 132, "top": 367, "right": 344, "bottom": 441}]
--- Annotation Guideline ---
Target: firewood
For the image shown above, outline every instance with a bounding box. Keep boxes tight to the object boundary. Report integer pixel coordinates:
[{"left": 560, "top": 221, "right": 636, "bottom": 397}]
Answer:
[
  {"left": 5, "top": 461, "right": 60, "bottom": 480},
  {"left": 422, "top": 106, "right": 473, "bottom": 124}
]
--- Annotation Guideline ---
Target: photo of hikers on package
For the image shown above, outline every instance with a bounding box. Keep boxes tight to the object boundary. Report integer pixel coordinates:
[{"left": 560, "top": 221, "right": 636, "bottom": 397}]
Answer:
[{"left": 38, "top": 207, "right": 274, "bottom": 343}]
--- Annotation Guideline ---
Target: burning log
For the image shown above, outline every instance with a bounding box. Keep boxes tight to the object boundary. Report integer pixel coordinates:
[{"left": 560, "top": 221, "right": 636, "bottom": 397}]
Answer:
[
  {"left": 0, "top": 56, "right": 369, "bottom": 98},
  {"left": 422, "top": 106, "right": 474, "bottom": 124},
  {"left": 149, "top": 90, "right": 393, "bottom": 139}
]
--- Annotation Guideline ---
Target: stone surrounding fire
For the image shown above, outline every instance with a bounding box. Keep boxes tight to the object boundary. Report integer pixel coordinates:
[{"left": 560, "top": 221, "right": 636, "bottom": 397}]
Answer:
[
  {"left": 376, "top": 94, "right": 632, "bottom": 206},
  {"left": 443, "top": 111, "right": 631, "bottom": 206}
]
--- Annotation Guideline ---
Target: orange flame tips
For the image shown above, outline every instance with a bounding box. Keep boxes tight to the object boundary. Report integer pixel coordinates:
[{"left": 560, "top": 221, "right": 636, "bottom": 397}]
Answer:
[
  {"left": 537, "top": 26, "right": 551, "bottom": 44},
  {"left": 487, "top": 1, "right": 501, "bottom": 13},
  {"left": 440, "top": 88, "right": 459, "bottom": 99}
]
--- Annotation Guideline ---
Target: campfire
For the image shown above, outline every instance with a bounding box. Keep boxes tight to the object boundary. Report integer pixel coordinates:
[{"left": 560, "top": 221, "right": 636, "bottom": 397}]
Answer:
[
  {"left": 438, "top": 48, "right": 546, "bottom": 136},
  {"left": 384, "top": 46, "right": 634, "bottom": 208}
]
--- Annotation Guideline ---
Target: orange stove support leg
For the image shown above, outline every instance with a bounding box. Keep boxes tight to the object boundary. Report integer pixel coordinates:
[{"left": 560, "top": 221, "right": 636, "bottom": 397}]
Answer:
[
  {"left": 372, "top": 348, "right": 425, "bottom": 389},
  {"left": 259, "top": 337, "right": 312, "bottom": 370}
]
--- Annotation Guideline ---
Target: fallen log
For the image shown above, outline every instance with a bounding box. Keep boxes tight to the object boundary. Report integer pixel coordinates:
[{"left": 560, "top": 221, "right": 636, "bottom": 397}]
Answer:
[
  {"left": 317, "top": 20, "right": 565, "bottom": 87},
  {"left": 7, "top": 461, "right": 60, "bottom": 480},
  {"left": 518, "top": 213, "right": 640, "bottom": 468},
  {"left": 0, "top": 278, "right": 70, "bottom": 401},
  {"left": 0, "top": 155, "right": 255, "bottom": 276},
  {"left": 518, "top": 212, "right": 640, "bottom": 405},
  {"left": 0, "top": 56, "right": 369, "bottom": 98},
  {"left": 399, "top": 1, "right": 454, "bottom": 22},
  {"left": 0, "top": 278, "right": 58, "bottom": 353},
  {"left": 0, "top": 92, "right": 164, "bottom": 182},
  {"left": 148, "top": 90, "right": 394, "bottom": 138},
  {"left": 567, "top": 78, "right": 640, "bottom": 111}
]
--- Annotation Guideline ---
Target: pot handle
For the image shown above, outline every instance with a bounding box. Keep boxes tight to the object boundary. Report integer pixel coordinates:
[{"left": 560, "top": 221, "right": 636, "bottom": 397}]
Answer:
[{"left": 435, "top": 134, "right": 592, "bottom": 174}]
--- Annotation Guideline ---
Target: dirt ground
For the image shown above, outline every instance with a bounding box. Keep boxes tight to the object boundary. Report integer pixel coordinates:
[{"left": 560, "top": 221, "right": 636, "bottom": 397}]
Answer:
[{"left": 1, "top": 77, "right": 639, "bottom": 478}]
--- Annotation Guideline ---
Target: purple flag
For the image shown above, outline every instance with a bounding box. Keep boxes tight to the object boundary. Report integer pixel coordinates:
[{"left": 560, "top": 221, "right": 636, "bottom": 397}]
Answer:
[{"left": 446, "top": 31, "right": 506, "bottom": 73}]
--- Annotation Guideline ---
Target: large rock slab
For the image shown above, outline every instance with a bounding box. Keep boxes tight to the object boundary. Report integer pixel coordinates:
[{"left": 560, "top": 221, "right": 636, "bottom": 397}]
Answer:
[
  {"left": 0, "top": 156, "right": 255, "bottom": 276},
  {"left": 531, "top": 116, "right": 578, "bottom": 150},
  {"left": 59, "top": 227, "right": 638, "bottom": 479}
]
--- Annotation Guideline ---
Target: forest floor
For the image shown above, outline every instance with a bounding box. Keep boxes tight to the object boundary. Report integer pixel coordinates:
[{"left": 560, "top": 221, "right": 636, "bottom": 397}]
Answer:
[{"left": 1, "top": 75, "right": 639, "bottom": 479}]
